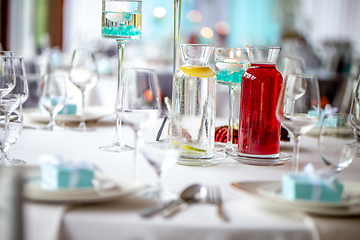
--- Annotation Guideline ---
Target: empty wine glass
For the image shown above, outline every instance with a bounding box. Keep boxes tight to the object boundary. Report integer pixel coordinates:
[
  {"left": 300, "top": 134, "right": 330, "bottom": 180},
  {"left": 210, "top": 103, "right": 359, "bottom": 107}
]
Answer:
[
  {"left": 140, "top": 117, "right": 182, "bottom": 200},
  {"left": 5, "top": 57, "right": 29, "bottom": 165},
  {"left": 276, "top": 74, "right": 321, "bottom": 173},
  {"left": 117, "top": 68, "right": 161, "bottom": 179},
  {"left": 0, "top": 94, "right": 22, "bottom": 167},
  {"left": 0, "top": 56, "right": 16, "bottom": 98},
  {"left": 318, "top": 113, "right": 357, "bottom": 173},
  {"left": 39, "top": 75, "right": 67, "bottom": 131},
  {"left": 69, "top": 49, "right": 99, "bottom": 131},
  {"left": 0, "top": 106, "right": 24, "bottom": 166}
]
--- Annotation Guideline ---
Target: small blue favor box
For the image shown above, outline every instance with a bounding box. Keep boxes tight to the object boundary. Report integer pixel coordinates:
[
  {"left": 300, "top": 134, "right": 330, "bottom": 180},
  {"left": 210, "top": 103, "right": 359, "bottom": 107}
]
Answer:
[
  {"left": 41, "top": 163, "right": 94, "bottom": 189},
  {"left": 282, "top": 173, "right": 343, "bottom": 202}
]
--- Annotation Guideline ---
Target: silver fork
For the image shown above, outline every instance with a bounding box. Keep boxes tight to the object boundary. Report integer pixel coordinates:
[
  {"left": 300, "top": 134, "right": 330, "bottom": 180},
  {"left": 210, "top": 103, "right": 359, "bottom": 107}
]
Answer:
[{"left": 207, "top": 185, "right": 229, "bottom": 222}]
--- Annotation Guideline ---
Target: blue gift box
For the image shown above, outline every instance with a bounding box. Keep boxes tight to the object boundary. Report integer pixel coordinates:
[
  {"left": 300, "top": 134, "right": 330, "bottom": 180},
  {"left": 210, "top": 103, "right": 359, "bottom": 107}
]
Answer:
[
  {"left": 40, "top": 155, "right": 95, "bottom": 189},
  {"left": 282, "top": 173, "right": 343, "bottom": 202},
  {"left": 58, "top": 103, "right": 77, "bottom": 115}
]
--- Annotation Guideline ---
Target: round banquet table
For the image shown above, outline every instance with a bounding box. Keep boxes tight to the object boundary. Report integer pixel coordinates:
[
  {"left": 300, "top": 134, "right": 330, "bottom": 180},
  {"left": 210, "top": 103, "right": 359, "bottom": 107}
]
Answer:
[{"left": 6, "top": 115, "right": 360, "bottom": 240}]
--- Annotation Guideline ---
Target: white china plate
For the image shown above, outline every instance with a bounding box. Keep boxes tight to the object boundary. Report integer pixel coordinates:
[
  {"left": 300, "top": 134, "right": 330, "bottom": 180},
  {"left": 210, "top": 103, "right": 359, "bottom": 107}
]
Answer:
[
  {"left": 231, "top": 181, "right": 360, "bottom": 216},
  {"left": 227, "top": 150, "right": 292, "bottom": 166},
  {"left": 23, "top": 106, "right": 114, "bottom": 123},
  {"left": 23, "top": 173, "right": 145, "bottom": 204}
]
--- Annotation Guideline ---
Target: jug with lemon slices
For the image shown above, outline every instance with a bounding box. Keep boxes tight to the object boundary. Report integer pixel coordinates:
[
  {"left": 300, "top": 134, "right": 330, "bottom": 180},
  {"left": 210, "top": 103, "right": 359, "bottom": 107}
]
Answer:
[{"left": 171, "top": 44, "right": 217, "bottom": 165}]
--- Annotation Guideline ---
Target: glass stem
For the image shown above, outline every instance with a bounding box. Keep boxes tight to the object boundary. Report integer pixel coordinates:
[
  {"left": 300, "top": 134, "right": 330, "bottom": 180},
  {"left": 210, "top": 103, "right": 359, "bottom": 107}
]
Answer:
[
  {"left": 49, "top": 112, "right": 56, "bottom": 128},
  {"left": 0, "top": 148, "right": 10, "bottom": 166},
  {"left": 173, "top": 0, "right": 182, "bottom": 74},
  {"left": 133, "top": 129, "right": 142, "bottom": 179},
  {"left": 4, "top": 113, "right": 10, "bottom": 144},
  {"left": 79, "top": 91, "right": 86, "bottom": 129},
  {"left": 225, "top": 86, "right": 236, "bottom": 151},
  {"left": 292, "top": 135, "right": 301, "bottom": 173},
  {"left": 114, "top": 40, "right": 126, "bottom": 145}
]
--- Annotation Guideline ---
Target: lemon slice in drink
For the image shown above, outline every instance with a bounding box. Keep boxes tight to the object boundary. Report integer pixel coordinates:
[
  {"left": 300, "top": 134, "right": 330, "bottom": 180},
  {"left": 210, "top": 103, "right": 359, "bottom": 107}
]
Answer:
[
  {"left": 182, "top": 144, "right": 207, "bottom": 153},
  {"left": 179, "top": 66, "right": 216, "bottom": 78}
]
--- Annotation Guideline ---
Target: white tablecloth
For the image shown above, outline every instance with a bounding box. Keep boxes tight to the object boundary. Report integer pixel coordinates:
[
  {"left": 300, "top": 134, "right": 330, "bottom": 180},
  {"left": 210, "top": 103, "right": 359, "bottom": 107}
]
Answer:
[{"left": 7, "top": 116, "right": 360, "bottom": 240}]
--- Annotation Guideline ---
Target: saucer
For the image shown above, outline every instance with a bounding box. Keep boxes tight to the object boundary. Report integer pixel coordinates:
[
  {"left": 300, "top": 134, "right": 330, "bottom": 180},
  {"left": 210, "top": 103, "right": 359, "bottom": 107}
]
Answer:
[
  {"left": 177, "top": 151, "right": 227, "bottom": 166},
  {"left": 227, "top": 150, "right": 292, "bottom": 166}
]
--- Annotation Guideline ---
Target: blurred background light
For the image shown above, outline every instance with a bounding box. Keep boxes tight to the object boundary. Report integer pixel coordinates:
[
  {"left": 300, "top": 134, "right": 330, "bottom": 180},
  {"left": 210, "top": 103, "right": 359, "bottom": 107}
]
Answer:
[
  {"left": 153, "top": 7, "right": 166, "bottom": 18},
  {"left": 186, "top": 10, "right": 202, "bottom": 23},
  {"left": 200, "top": 27, "right": 214, "bottom": 38},
  {"left": 215, "top": 21, "right": 230, "bottom": 35}
]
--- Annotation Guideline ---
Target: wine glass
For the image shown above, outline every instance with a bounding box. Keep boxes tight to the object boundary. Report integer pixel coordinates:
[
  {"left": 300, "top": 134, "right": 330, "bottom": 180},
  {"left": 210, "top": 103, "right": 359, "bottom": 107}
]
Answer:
[
  {"left": 0, "top": 106, "right": 24, "bottom": 167},
  {"left": 215, "top": 48, "right": 249, "bottom": 152},
  {"left": 100, "top": 0, "right": 142, "bottom": 152},
  {"left": 0, "top": 56, "right": 16, "bottom": 98},
  {"left": 140, "top": 117, "right": 182, "bottom": 200},
  {"left": 117, "top": 68, "right": 161, "bottom": 179},
  {"left": 5, "top": 57, "right": 29, "bottom": 165},
  {"left": 39, "top": 75, "right": 67, "bottom": 131},
  {"left": 318, "top": 113, "right": 357, "bottom": 173},
  {"left": 279, "top": 56, "right": 306, "bottom": 79},
  {"left": 276, "top": 74, "right": 321, "bottom": 173},
  {"left": 69, "top": 49, "right": 99, "bottom": 131},
  {"left": 0, "top": 95, "right": 22, "bottom": 167}
]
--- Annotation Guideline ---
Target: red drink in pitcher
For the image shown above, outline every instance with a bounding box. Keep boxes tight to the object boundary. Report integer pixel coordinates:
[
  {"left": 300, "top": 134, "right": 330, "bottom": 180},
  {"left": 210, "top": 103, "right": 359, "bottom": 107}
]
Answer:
[{"left": 238, "top": 46, "right": 283, "bottom": 159}]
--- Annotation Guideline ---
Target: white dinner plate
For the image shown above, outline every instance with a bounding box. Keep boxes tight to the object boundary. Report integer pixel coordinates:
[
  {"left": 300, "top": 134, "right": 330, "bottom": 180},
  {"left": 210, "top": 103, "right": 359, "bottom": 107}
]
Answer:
[
  {"left": 23, "top": 106, "right": 114, "bottom": 123},
  {"left": 230, "top": 181, "right": 360, "bottom": 216},
  {"left": 23, "top": 173, "right": 145, "bottom": 204}
]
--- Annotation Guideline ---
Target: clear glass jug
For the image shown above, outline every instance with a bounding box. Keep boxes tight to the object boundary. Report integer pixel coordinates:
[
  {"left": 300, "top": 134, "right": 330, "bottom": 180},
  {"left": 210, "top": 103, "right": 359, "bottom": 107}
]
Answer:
[
  {"left": 238, "top": 46, "right": 283, "bottom": 159},
  {"left": 172, "top": 44, "right": 217, "bottom": 164}
]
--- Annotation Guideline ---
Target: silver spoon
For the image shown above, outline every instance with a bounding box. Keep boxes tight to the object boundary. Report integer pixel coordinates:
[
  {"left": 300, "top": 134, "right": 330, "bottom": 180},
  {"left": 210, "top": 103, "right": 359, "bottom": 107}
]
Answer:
[{"left": 162, "top": 184, "right": 207, "bottom": 218}]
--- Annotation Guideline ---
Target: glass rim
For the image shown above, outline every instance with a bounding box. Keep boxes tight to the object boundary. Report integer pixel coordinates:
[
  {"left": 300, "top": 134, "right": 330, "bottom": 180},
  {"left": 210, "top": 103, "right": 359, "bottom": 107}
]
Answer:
[
  {"left": 102, "top": 0, "right": 142, "bottom": 2},
  {"left": 215, "top": 47, "right": 247, "bottom": 52},
  {"left": 287, "top": 73, "right": 318, "bottom": 79},
  {"left": 246, "top": 45, "right": 281, "bottom": 50},
  {"left": 123, "top": 67, "right": 156, "bottom": 73},
  {"left": 180, "top": 44, "right": 214, "bottom": 47}
]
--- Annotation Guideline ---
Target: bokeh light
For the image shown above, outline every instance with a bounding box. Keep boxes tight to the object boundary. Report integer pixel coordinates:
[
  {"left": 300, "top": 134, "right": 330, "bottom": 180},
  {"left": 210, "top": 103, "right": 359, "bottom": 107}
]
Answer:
[
  {"left": 153, "top": 7, "right": 166, "bottom": 18},
  {"left": 186, "top": 10, "right": 202, "bottom": 22},
  {"left": 200, "top": 27, "right": 214, "bottom": 38},
  {"left": 215, "top": 21, "right": 230, "bottom": 35}
]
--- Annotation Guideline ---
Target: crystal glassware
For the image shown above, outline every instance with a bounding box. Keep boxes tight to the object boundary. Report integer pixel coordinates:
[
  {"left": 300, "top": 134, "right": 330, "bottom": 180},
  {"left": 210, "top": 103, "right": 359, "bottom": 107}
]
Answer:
[
  {"left": 117, "top": 68, "right": 161, "bottom": 178},
  {"left": 100, "top": 0, "right": 142, "bottom": 152},
  {"left": 69, "top": 49, "right": 99, "bottom": 131},
  {"left": 318, "top": 113, "right": 357, "bottom": 173},
  {"left": 5, "top": 57, "right": 29, "bottom": 165},
  {"left": 0, "top": 56, "right": 16, "bottom": 98},
  {"left": 0, "top": 94, "right": 22, "bottom": 167},
  {"left": 238, "top": 46, "right": 283, "bottom": 160},
  {"left": 39, "top": 75, "right": 67, "bottom": 131},
  {"left": 140, "top": 119, "right": 182, "bottom": 200},
  {"left": 215, "top": 48, "right": 250, "bottom": 152},
  {"left": 172, "top": 44, "right": 218, "bottom": 165},
  {"left": 276, "top": 74, "right": 321, "bottom": 173},
  {"left": 0, "top": 107, "right": 24, "bottom": 166}
]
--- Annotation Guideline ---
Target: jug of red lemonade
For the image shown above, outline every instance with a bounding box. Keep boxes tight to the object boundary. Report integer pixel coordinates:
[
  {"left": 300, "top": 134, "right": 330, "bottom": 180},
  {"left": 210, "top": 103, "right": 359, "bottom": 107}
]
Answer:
[
  {"left": 171, "top": 44, "right": 217, "bottom": 164},
  {"left": 238, "top": 46, "right": 283, "bottom": 159}
]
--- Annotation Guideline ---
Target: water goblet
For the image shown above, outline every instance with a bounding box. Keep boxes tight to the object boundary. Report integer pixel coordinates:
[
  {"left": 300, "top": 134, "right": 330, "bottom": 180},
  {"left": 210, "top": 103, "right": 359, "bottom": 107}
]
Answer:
[
  {"left": 69, "top": 49, "right": 99, "bottom": 131},
  {"left": 276, "top": 74, "right": 321, "bottom": 173},
  {"left": 117, "top": 68, "right": 161, "bottom": 179},
  {"left": 318, "top": 113, "right": 357, "bottom": 173},
  {"left": 100, "top": 0, "right": 142, "bottom": 152},
  {"left": 215, "top": 48, "right": 250, "bottom": 151},
  {"left": 0, "top": 94, "right": 22, "bottom": 167},
  {"left": 39, "top": 75, "right": 67, "bottom": 131}
]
